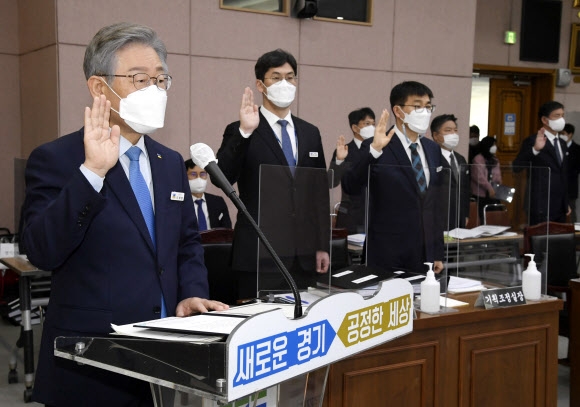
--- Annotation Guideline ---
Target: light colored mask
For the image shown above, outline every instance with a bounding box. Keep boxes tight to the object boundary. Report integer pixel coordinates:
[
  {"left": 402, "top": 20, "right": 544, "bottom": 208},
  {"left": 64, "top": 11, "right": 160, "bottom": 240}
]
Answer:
[
  {"left": 548, "top": 117, "right": 565, "bottom": 132},
  {"left": 103, "top": 80, "right": 167, "bottom": 134},
  {"left": 189, "top": 178, "right": 207, "bottom": 194},
  {"left": 442, "top": 133, "right": 460, "bottom": 150},
  {"left": 359, "top": 125, "right": 375, "bottom": 140},
  {"left": 469, "top": 137, "right": 479, "bottom": 146},
  {"left": 489, "top": 145, "right": 497, "bottom": 154},
  {"left": 262, "top": 80, "right": 296, "bottom": 108},
  {"left": 401, "top": 108, "right": 431, "bottom": 134}
]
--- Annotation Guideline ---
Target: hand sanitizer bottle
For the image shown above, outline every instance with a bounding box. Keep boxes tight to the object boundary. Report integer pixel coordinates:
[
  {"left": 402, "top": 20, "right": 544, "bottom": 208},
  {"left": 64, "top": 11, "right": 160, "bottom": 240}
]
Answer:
[
  {"left": 522, "top": 254, "right": 541, "bottom": 301},
  {"left": 420, "top": 262, "right": 440, "bottom": 313}
]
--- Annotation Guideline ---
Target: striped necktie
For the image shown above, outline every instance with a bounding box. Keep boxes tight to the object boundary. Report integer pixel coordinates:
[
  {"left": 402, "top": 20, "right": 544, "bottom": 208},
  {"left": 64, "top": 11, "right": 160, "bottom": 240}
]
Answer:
[{"left": 409, "top": 143, "right": 427, "bottom": 194}]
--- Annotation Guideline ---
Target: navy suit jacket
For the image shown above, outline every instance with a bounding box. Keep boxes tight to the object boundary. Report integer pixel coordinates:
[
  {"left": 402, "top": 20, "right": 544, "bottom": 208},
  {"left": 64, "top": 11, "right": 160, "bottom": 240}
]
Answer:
[
  {"left": 343, "top": 132, "right": 445, "bottom": 274},
  {"left": 216, "top": 111, "right": 329, "bottom": 275},
  {"left": 513, "top": 133, "right": 569, "bottom": 224},
  {"left": 204, "top": 192, "right": 232, "bottom": 228},
  {"left": 566, "top": 141, "right": 580, "bottom": 200},
  {"left": 329, "top": 140, "right": 367, "bottom": 234},
  {"left": 22, "top": 128, "right": 208, "bottom": 406}
]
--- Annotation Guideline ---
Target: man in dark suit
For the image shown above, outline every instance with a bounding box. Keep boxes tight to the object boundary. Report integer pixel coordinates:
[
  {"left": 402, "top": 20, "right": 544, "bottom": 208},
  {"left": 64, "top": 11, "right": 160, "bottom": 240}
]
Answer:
[
  {"left": 513, "top": 101, "right": 571, "bottom": 226},
  {"left": 20, "top": 23, "right": 227, "bottom": 407},
  {"left": 343, "top": 81, "right": 444, "bottom": 275},
  {"left": 430, "top": 114, "right": 470, "bottom": 230},
  {"left": 329, "top": 107, "right": 375, "bottom": 234},
  {"left": 185, "top": 159, "right": 231, "bottom": 229},
  {"left": 216, "top": 49, "right": 329, "bottom": 299},
  {"left": 561, "top": 123, "right": 580, "bottom": 222}
]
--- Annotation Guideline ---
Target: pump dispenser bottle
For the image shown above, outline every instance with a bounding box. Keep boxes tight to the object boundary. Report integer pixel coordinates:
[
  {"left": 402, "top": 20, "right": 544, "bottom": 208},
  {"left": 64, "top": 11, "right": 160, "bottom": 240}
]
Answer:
[
  {"left": 420, "top": 262, "right": 440, "bottom": 313},
  {"left": 522, "top": 254, "right": 541, "bottom": 301}
]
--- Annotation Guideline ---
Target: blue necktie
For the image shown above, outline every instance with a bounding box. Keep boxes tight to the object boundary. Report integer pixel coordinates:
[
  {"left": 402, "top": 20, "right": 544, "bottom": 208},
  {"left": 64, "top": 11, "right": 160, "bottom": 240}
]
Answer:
[
  {"left": 277, "top": 119, "right": 296, "bottom": 175},
  {"left": 125, "top": 146, "right": 167, "bottom": 318},
  {"left": 409, "top": 143, "right": 427, "bottom": 195},
  {"left": 195, "top": 199, "right": 208, "bottom": 231},
  {"left": 553, "top": 139, "right": 562, "bottom": 165}
]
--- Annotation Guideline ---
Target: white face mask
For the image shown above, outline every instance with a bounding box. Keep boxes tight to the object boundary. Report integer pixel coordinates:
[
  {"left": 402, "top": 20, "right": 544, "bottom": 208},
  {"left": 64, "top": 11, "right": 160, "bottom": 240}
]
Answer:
[
  {"left": 442, "top": 133, "right": 460, "bottom": 150},
  {"left": 400, "top": 108, "right": 431, "bottom": 134},
  {"left": 548, "top": 117, "right": 565, "bottom": 133},
  {"left": 103, "top": 80, "right": 167, "bottom": 134},
  {"left": 469, "top": 137, "right": 479, "bottom": 146},
  {"left": 189, "top": 178, "right": 207, "bottom": 194},
  {"left": 358, "top": 125, "right": 375, "bottom": 140},
  {"left": 262, "top": 80, "right": 296, "bottom": 108},
  {"left": 489, "top": 145, "right": 497, "bottom": 154}
]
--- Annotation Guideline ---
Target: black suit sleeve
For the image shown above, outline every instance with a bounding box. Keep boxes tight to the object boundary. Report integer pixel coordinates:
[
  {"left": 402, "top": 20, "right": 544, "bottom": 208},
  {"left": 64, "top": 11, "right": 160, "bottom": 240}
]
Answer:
[
  {"left": 513, "top": 135, "right": 536, "bottom": 173},
  {"left": 216, "top": 121, "right": 251, "bottom": 185}
]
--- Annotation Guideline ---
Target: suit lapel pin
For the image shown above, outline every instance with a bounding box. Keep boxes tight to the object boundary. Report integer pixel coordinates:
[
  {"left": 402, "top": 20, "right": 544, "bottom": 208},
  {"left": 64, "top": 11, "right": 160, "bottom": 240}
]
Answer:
[{"left": 157, "top": 153, "right": 162, "bottom": 159}]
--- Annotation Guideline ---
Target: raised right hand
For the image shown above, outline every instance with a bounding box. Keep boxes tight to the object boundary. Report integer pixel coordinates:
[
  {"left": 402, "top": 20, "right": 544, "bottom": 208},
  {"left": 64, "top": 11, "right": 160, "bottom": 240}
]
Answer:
[
  {"left": 239, "top": 87, "right": 259, "bottom": 134},
  {"left": 83, "top": 95, "right": 120, "bottom": 178},
  {"left": 336, "top": 135, "right": 348, "bottom": 160},
  {"left": 370, "top": 109, "right": 395, "bottom": 152},
  {"left": 533, "top": 128, "right": 547, "bottom": 151}
]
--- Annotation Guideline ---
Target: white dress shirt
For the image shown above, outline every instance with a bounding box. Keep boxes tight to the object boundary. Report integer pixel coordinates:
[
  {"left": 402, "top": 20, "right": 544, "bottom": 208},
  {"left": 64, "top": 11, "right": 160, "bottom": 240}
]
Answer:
[{"left": 192, "top": 193, "right": 211, "bottom": 229}]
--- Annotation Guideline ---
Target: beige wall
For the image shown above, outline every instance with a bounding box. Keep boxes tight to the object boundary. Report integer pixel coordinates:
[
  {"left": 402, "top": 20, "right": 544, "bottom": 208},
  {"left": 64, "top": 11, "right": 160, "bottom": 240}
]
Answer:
[{"left": 0, "top": 0, "right": 576, "bottom": 231}]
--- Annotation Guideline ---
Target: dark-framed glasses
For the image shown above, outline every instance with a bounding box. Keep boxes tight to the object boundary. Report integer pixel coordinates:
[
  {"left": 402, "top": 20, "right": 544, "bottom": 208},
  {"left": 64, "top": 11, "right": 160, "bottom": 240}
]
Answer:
[
  {"left": 188, "top": 171, "right": 208, "bottom": 179},
  {"left": 100, "top": 73, "right": 172, "bottom": 91},
  {"left": 263, "top": 74, "right": 298, "bottom": 84},
  {"left": 401, "top": 105, "right": 436, "bottom": 113}
]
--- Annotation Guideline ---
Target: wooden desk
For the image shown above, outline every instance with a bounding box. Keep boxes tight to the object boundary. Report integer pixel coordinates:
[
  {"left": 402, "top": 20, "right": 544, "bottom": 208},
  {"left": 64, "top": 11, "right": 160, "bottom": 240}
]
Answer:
[
  {"left": 570, "top": 279, "right": 580, "bottom": 406},
  {"left": 324, "top": 294, "right": 561, "bottom": 407},
  {"left": 0, "top": 256, "right": 50, "bottom": 402}
]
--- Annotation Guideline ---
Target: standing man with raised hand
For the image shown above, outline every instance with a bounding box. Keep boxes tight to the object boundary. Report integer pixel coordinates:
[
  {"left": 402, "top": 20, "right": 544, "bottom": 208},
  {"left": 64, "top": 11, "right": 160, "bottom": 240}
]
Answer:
[
  {"left": 560, "top": 123, "right": 580, "bottom": 222},
  {"left": 216, "top": 49, "right": 329, "bottom": 299},
  {"left": 21, "top": 23, "right": 227, "bottom": 406},
  {"left": 343, "top": 81, "right": 444, "bottom": 275},
  {"left": 513, "top": 101, "right": 570, "bottom": 225},
  {"left": 431, "top": 114, "right": 470, "bottom": 230},
  {"left": 329, "top": 107, "right": 376, "bottom": 234}
]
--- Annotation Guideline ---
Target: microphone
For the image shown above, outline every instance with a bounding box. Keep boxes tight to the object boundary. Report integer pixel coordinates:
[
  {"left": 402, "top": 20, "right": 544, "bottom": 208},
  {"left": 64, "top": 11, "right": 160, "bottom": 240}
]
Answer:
[{"left": 190, "top": 143, "right": 303, "bottom": 318}]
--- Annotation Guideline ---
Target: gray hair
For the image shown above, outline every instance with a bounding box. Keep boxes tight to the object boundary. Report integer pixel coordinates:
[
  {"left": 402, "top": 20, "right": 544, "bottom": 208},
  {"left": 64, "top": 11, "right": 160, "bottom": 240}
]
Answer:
[{"left": 83, "top": 22, "right": 168, "bottom": 82}]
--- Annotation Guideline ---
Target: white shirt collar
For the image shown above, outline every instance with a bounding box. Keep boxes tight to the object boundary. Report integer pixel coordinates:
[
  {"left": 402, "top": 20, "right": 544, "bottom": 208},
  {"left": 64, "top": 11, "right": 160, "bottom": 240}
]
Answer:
[
  {"left": 354, "top": 138, "right": 362, "bottom": 148},
  {"left": 260, "top": 105, "right": 293, "bottom": 128},
  {"left": 119, "top": 135, "right": 148, "bottom": 159},
  {"left": 394, "top": 125, "right": 422, "bottom": 149},
  {"left": 544, "top": 129, "right": 557, "bottom": 142},
  {"left": 440, "top": 148, "right": 452, "bottom": 160}
]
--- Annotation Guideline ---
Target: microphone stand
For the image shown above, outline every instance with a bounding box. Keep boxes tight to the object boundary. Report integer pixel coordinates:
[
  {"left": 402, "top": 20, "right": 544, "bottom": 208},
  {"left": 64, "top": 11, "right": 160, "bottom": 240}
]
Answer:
[{"left": 226, "top": 191, "right": 303, "bottom": 319}]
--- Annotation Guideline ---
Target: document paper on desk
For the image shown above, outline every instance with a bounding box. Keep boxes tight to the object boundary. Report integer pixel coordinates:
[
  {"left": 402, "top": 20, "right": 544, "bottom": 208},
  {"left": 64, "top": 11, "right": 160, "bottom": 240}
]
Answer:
[{"left": 447, "top": 225, "right": 510, "bottom": 239}]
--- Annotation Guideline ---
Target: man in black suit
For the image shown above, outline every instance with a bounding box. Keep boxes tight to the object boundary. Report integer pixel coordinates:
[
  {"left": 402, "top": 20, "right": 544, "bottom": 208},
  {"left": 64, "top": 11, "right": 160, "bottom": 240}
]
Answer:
[
  {"left": 184, "top": 159, "right": 231, "bottom": 229},
  {"left": 513, "top": 101, "right": 571, "bottom": 225},
  {"left": 343, "top": 81, "right": 444, "bottom": 274},
  {"left": 329, "top": 107, "right": 375, "bottom": 234},
  {"left": 430, "top": 114, "right": 470, "bottom": 230},
  {"left": 216, "top": 49, "right": 329, "bottom": 299},
  {"left": 561, "top": 124, "right": 580, "bottom": 222}
]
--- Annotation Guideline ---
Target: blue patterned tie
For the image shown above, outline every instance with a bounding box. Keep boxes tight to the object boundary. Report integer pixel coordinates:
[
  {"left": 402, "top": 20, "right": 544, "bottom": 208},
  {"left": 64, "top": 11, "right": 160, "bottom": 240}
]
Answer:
[
  {"left": 277, "top": 120, "right": 296, "bottom": 175},
  {"left": 409, "top": 143, "right": 427, "bottom": 195},
  {"left": 125, "top": 146, "right": 166, "bottom": 318},
  {"left": 195, "top": 199, "right": 208, "bottom": 231}
]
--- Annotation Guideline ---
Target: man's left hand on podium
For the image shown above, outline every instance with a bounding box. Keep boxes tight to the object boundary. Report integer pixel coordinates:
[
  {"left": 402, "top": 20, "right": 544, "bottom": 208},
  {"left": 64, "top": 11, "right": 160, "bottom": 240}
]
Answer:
[{"left": 176, "top": 297, "right": 229, "bottom": 317}]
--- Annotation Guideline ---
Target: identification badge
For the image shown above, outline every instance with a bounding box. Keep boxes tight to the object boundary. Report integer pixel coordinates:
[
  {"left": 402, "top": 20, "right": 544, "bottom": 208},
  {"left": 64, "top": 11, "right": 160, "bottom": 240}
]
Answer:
[
  {"left": 309, "top": 152, "right": 318, "bottom": 158},
  {"left": 171, "top": 192, "right": 185, "bottom": 201}
]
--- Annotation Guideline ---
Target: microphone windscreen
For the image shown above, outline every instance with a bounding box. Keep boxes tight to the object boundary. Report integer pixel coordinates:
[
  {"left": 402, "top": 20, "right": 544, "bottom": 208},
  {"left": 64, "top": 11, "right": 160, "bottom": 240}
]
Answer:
[{"left": 190, "top": 143, "right": 216, "bottom": 169}]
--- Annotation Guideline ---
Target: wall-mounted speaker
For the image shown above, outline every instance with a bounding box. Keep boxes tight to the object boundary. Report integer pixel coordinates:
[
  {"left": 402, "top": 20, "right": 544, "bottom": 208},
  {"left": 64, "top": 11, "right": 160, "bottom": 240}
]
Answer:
[
  {"left": 294, "top": 0, "right": 317, "bottom": 18},
  {"left": 556, "top": 68, "right": 571, "bottom": 87}
]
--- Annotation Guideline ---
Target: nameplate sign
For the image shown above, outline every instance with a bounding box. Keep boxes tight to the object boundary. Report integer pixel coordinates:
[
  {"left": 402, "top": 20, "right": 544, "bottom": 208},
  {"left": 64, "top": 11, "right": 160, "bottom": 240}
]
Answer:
[
  {"left": 475, "top": 286, "right": 526, "bottom": 309},
  {"left": 226, "top": 279, "right": 414, "bottom": 401}
]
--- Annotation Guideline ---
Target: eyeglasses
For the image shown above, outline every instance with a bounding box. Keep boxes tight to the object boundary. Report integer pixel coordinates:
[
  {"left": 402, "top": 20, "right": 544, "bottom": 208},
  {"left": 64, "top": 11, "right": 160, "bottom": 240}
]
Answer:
[
  {"left": 188, "top": 171, "right": 208, "bottom": 179},
  {"left": 100, "top": 73, "right": 172, "bottom": 91},
  {"left": 263, "top": 74, "right": 298, "bottom": 84},
  {"left": 400, "top": 105, "right": 436, "bottom": 113}
]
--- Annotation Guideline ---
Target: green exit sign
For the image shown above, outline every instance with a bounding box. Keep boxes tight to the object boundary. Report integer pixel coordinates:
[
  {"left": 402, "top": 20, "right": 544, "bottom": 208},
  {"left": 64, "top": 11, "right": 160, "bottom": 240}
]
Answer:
[{"left": 504, "top": 31, "right": 516, "bottom": 44}]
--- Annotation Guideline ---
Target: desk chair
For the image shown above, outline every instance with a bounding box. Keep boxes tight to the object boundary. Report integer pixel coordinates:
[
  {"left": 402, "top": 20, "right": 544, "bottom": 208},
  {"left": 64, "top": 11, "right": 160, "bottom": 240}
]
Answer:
[
  {"left": 483, "top": 203, "right": 509, "bottom": 226},
  {"left": 331, "top": 202, "right": 341, "bottom": 229},
  {"left": 331, "top": 228, "right": 350, "bottom": 270},
  {"left": 523, "top": 221, "right": 577, "bottom": 339},
  {"left": 199, "top": 228, "right": 236, "bottom": 305}
]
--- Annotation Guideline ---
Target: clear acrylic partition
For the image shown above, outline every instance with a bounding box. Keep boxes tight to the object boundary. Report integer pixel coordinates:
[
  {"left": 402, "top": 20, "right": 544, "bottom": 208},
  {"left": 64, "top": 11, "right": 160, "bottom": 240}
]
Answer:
[
  {"left": 450, "top": 163, "right": 552, "bottom": 297},
  {"left": 257, "top": 165, "right": 333, "bottom": 300},
  {"left": 365, "top": 164, "right": 452, "bottom": 311}
]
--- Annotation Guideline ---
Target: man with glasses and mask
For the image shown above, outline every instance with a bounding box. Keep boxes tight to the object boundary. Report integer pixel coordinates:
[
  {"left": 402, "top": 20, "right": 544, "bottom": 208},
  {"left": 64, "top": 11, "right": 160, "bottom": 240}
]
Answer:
[
  {"left": 20, "top": 23, "right": 227, "bottom": 406},
  {"left": 185, "top": 159, "right": 231, "bottom": 230},
  {"left": 217, "top": 49, "right": 329, "bottom": 300},
  {"left": 513, "top": 100, "right": 571, "bottom": 225},
  {"left": 330, "top": 107, "right": 376, "bottom": 234},
  {"left": 343, "top": 81, "right": 445, "bottom": 275}
]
